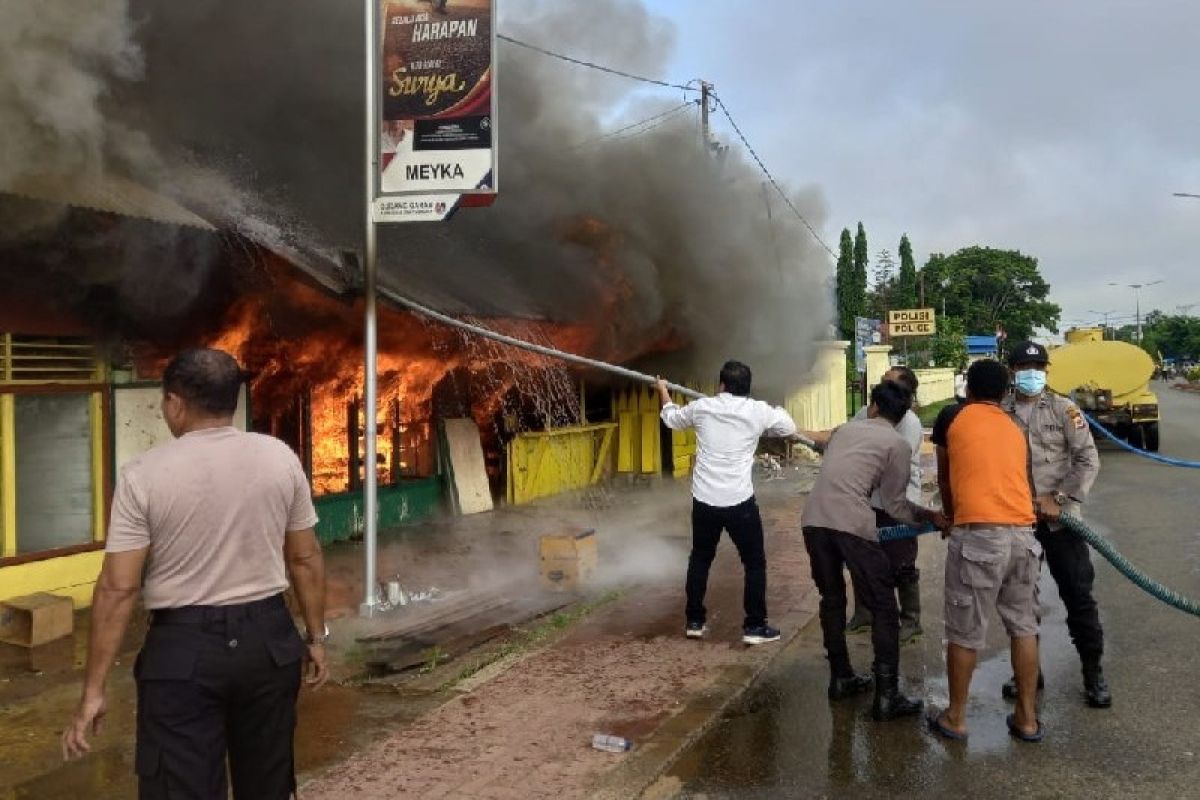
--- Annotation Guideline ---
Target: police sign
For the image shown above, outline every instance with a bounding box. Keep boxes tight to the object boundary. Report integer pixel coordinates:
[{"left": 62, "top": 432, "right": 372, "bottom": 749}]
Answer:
[{"left": 887, "top": 308, "right": 937, "bottom": 336}]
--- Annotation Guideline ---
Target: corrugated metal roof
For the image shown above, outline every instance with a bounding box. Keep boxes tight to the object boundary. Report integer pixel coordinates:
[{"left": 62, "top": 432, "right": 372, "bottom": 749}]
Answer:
[{"left": 4, "top": 173, "right": 216, "bottom": 231}]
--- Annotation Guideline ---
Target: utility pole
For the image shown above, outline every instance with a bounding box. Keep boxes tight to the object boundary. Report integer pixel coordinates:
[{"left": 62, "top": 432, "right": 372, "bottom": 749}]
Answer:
[
  {"left": 1088, "top": 309, "right": 1116, "bottom": 339},
  {"left": 700, "top": 81, "right": 713, "bottom": 146},
  {"left": 1109, "top": 281, "right": 1163, "bottom": 344}
]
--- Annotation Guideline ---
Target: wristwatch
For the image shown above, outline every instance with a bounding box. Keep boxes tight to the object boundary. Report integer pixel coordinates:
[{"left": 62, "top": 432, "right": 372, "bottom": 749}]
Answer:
[
  {"left": 1052, "top": 491, "right": 1069, "bottom": 506},
  {"left": 304, "top": 623, "right": 330, "bottom": 645}
]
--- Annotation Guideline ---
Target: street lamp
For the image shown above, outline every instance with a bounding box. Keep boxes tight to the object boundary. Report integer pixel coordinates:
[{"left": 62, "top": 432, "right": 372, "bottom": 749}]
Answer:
[
  {"left": 1108, "top": 281, "right": 1163, "bottom": 343},
  {"left": 1087, "top": 309, "right": 1117, "bottom": 339},
  {"left": 1173, "top": 192, "right": 1200, "bottom": 199}
]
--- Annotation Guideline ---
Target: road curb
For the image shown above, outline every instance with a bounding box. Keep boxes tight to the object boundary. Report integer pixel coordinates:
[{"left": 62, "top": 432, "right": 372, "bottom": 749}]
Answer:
[{"left": 587, "top": 587, "right": 819, "bottom": 800}]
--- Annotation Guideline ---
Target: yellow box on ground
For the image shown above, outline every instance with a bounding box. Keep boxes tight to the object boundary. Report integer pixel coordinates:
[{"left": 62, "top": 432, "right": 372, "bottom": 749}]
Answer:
[
  {"left": 0, "top": 592, "right": 74, "bottom": 647},
  {"left": 539, "top": 530, "right": 598, "bottom": 592}
]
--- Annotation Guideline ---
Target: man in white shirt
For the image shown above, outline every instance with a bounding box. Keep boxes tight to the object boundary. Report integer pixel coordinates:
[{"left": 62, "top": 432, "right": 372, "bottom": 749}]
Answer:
[{"left": 657, "top": 360, "right": 797, "bottom": 645}]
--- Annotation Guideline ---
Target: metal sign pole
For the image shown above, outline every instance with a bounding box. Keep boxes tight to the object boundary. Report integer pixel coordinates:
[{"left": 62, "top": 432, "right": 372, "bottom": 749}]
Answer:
[{"left": 360, "top": 0, "right": 380, "bottom": 617}]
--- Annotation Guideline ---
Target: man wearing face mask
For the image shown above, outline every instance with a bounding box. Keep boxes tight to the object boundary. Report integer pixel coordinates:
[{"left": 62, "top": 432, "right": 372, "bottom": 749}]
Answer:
[{"left": 1002, "top": 341, "right": 1106, "bottom": 708}]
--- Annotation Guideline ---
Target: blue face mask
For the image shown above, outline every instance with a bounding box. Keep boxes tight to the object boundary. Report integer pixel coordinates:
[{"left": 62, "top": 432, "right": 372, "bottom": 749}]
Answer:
[{"left": 1014, "top": 369, "right": 1046, "bottom": 396}]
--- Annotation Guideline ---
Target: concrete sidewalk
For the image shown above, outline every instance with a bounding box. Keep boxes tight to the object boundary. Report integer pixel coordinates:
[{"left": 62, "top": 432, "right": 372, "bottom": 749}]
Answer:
[
  {"left": 298, "top": 476, "right": 818, "bottom": 800},
  {"left": 0, "top": 471, "right": 818, "bottom": 799}
]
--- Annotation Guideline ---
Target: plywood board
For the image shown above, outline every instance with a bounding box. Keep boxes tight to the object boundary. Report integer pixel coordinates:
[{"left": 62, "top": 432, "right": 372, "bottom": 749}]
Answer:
[
  {"left": 441, "top": 418, "right": 493, "bottom": 515},
  {"left": 113, "top": 384, "right": 248, "bottom": 472}
]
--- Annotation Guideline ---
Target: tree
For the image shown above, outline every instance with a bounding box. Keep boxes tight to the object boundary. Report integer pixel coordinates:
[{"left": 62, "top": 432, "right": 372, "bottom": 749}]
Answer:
[
  {"left": 834, "top": 227, "right": 859, "bottom": 339},
  {"left": 920, "top": 246, "right": 1060, "bottom": 343},
  {"left": 866, "top": 248, "right": 896, "bottom": 319},
  {"left": 1138, "top": 312, "right": 1200, "bottom": 360},
  {"left": 853, "top": 222, "right": 869, "bottom": 309},
  {"left": 896, "top": 234, "right": 918, "bottom": 310},
  {"left": 930, "top": 316, "right": 969, "bottom": 370}
]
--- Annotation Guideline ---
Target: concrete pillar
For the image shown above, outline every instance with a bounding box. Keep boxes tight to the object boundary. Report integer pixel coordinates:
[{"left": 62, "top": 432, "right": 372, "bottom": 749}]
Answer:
[{"left": 864, "top": 345, "right": 894, "bottom": 395}]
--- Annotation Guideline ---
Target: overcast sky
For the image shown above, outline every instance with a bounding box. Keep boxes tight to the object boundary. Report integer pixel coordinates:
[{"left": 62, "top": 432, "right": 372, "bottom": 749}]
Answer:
[{"left": 633, "top": 0, "right": 1200, "bottom": 334}]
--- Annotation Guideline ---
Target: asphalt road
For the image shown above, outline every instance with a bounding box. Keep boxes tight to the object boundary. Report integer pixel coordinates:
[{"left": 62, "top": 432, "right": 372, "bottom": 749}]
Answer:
[{"left": 670, "top": 382, "right": 1200, "bottom": 799}]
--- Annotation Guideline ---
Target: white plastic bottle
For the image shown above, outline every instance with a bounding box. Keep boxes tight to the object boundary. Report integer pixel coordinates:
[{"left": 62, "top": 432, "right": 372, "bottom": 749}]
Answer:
[{"left": 591, "top": 733, "right": 632, "bottom": 753}]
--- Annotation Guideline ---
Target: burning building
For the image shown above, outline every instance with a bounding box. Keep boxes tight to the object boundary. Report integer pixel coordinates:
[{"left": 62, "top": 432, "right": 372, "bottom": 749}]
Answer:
[{"left": 0, "top": 0, "right": 844, "bottom": 607}]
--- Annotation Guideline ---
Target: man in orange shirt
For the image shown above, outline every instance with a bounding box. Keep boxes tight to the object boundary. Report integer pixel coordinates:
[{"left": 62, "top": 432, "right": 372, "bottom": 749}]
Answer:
[{"left": 928, "top": 359, "right": 1044, "bottom": 743}]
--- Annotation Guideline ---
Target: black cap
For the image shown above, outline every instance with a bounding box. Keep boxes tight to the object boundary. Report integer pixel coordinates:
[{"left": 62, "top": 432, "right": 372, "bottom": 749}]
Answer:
[{"left": 1007, "top": 340, "right": 1049, "bottom": 367}]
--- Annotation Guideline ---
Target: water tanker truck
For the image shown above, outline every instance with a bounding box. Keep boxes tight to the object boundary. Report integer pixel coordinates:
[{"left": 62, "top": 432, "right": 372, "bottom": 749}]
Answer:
[{"left": 1047, "top": 327, "right": 1160, "bottom": 451}]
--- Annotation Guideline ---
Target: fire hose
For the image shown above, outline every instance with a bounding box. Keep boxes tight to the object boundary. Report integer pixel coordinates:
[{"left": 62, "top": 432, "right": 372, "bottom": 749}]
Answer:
[
  {"left": 377, "top": 286, "right": 817, "bottom": 447},
  {"left": 379, "top": 290, "right": 1192, "bottom": 614},
  {"left": 1082, "top": 411, "right": 1200, "bottom": 468},
  {"left": 878, "top": 515, "right": 1200, "bottom": 618}
]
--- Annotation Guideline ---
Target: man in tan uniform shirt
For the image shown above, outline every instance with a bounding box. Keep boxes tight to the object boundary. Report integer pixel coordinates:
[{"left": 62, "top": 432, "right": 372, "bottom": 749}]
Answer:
[{"left": 62, "top": 349, "right": 328, "bottom": 800}]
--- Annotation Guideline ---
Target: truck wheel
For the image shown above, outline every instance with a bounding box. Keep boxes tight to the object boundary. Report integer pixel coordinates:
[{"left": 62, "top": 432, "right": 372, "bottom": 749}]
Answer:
[
  {"left": 1143, "top": 422, "right": 1160, "bottom": 452},
  {"left": 1127, "top": 424, "right": 1146, "bottom": 450}
]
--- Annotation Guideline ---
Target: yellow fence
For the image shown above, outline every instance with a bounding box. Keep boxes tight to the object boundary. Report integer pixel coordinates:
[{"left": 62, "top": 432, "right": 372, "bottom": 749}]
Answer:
[
  {"left": 506, "top": 423, "right": 618, "bottom": 505},
  {"left": 614, "top": 385, "right": 702, "bottom": 478}
]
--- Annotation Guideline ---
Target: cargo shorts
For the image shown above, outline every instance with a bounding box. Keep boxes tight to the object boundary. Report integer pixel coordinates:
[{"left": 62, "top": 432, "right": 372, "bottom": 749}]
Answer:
[{"left": 944, "top": 525, "right": 1042, "bottom": 650}]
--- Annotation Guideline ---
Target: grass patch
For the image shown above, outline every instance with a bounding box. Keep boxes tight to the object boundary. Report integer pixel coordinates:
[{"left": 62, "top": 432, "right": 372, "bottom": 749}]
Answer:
[
  {"left": 917, "top": 398, "right": 957, "bottom": 427},
  {"left": 440, "top": 590, "right": 623, "bottom": 690},
  {"left": 418, "top": 645, "right": 450, "bottom": 675}
]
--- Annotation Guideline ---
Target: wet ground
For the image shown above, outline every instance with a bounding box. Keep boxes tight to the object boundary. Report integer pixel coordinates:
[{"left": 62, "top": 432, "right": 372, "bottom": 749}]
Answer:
[
  {"left": 671, "top": 383, "right": 1200, "bottom": 798},
  {"left": 0, "top": 470, "right": 817, "bottom": 799}
]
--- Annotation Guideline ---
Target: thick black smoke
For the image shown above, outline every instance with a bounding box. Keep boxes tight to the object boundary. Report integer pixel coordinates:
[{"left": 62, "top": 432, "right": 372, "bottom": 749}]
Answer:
[{"left": 2, "top": 0, "right": 833, "bottom": 399}]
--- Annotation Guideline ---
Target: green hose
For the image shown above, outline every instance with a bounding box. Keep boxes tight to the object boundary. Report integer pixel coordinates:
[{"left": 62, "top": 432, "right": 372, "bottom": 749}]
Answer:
[
  {"left": 880, "top": 515, "right": 1200, "bottom": 618},
  {"left": 1060, "top": 513, "right": 1200, "bottom": 618}
]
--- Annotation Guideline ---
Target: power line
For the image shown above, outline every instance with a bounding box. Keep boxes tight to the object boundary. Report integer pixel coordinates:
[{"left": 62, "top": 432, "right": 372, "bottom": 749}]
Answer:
[
  {"left": 571, "top": 101, "right": 695, "bottom": 150},
  {"left": 710, "top": 94, "right": 836, "bottom": 259},
  {"left": 498, "top": 34, "right": 697, "bottom": 93}
]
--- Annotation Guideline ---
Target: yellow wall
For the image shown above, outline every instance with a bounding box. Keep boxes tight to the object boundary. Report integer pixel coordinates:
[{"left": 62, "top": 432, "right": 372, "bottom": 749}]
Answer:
[
  {"left": 786, "top": 342, "right": 851, "bottom": 430},
  {"left": 0, "top": 550, "right": 104, "bottom": 608},
  {"left": 912, "top": 367, "right": 956, "bottom": 406}
]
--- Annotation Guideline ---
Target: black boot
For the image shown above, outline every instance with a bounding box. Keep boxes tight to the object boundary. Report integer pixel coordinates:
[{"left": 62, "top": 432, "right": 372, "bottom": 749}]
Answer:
[
  {"left": 897, "top": 575, "right": 922, "bottom": 644},
  {"left": 1083, "top": 663, "right": 1112, "bottom": 708},
  {"left": 846, "top": 605, "right": 872, "bottom": 633},
  {"left": 1001, "top": 670, "right": 1044, "bottom": 700},
  {"left": 872, "top": 664, "right": 923, "bottom": 721},
  {"left": 827, "top": 653, "right": 873, "bottom": 700},
  {"left": 829, "top": 671, "right": 873, "bottom": 700}
]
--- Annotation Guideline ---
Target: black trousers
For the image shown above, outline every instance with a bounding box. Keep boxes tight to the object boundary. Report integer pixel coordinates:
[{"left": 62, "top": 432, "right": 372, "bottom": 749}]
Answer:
[
  {"left": 1037, "top": 521, "right": 1104, "bottom": 664},
  {"left": 135, "top": 593, "right": 306, "bottom": 800},
  {"left": 686, "top": 496, "right": 768, "bottom": 629},
  {"left": 851, "top": 510, "right": 919, "bottom": 612},
  {"left": 803, "top": 526, "right": 899, "bottom": 674}
]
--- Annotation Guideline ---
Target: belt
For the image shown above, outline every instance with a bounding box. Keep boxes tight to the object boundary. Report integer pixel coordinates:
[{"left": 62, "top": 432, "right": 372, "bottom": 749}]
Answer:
[
  {"left": 956, "top": 523, "right": 1035, "bottom": 531},
  {"left": 149, "top": 593, "right": 286, "bottom": 626}
]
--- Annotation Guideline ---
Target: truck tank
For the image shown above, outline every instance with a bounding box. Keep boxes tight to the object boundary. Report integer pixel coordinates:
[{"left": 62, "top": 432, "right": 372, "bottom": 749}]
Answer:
[{"left": 1047, "top": 327, "right": 1160, "bottom": 451}]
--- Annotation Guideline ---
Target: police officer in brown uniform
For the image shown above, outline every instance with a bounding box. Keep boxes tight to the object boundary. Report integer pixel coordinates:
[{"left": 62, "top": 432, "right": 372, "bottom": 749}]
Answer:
[
  {"left": 1002, "top": 340, "right": 1108, "bottom": 708},
  {"left": 62, "top": 348, "right": 329, "bottom": 799}
]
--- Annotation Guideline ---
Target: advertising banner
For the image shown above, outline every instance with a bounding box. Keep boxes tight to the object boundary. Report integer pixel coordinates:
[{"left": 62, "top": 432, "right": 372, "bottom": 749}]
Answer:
[
  {"left": 887, "top": 308, "right": 937, "bottom": 337},
  {"left": 854, "top": 317, "right": 882, "bottom": 373},
  {"left": 378, "top": 0, "right": 496, "bottom": 198}
]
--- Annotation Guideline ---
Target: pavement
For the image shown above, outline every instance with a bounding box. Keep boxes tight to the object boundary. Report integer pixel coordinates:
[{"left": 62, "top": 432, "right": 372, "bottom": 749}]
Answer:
[
  {"left": 0, "top": 465, "right": 821, "bottom": 800},
  {"left": 665, "top": 381, "right": 1200, "bottom": 799}
]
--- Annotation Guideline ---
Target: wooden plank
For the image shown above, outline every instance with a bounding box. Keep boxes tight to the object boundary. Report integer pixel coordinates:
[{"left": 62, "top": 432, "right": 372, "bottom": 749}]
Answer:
[
  {"left": 590, "top": 426, "right": 615, "bottom": 485},
  {"left": 441, "top": 418, "right": 493, "bottom": 515}
]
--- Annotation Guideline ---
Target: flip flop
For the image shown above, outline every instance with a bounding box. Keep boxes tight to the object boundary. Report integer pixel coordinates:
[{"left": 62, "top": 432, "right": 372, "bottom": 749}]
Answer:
[
  {"left": 926, "top": 709, "right": 968, "bottom": 741},
  {"left": 1006, "top": 713, "right": 1045, "bottom": 743}
]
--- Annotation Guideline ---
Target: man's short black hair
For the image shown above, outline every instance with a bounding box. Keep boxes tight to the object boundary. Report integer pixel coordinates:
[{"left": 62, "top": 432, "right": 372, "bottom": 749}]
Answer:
[
  {"left": 870, "top": 381, "right": 912, "bottom": 424},
  {"left": 966, "top": 359, "right": 1010, "bottom": 402},
  {"left": 886, "top": 365, "right": 919, "bottom": 394},
  {"left": 162, "top": 348, "right": 243, "bottom": 416},
  {"left": 719, "top": 360, "right": 752, "bottom": 396}
]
